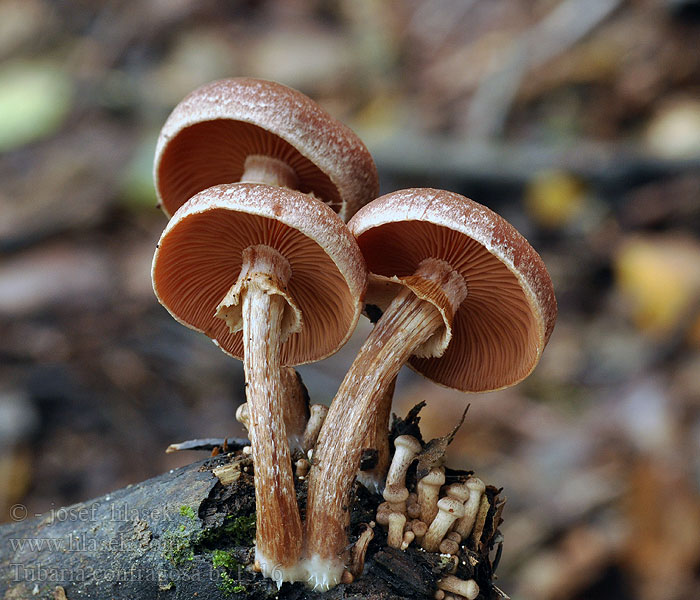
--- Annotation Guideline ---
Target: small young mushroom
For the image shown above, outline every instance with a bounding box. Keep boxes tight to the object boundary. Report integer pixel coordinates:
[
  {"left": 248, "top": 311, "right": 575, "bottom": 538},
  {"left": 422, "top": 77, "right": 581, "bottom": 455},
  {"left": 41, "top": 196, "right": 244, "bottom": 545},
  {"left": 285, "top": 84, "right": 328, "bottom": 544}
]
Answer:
[
  {"left": 445, "top": 531, "right": 461, "bottom": 543},
  {"left": 385, "top": 434, "right": 422, "bottom": 491},
  {"left": 437, "top": 575, "right": 479, "bottom": 600},
  {"left": 235, "top": 402, "right": 250, "bottom": 430},
  {"left": 280, "top": 367, "right": 309, "bottom": 452},
  {"left": 406, "top": 492, "right": 421, "bottom": 520},
  {"left": 375, "top": 502, "right": 392, "bottom": 527},
  {"left": 410, "top": 519, "right": 428, "bottom": 540},
  {"left": 401, "top": 529, "right": 415, "bottom": 550},
  {"left": 421, "top": 497, "right": 465, "bottom": 553},
  {"left": 152, "top": 183, "right": 366, "bottom": 585},
  {"left": 302, "top": 403, "right": 329, "bottom": 454},
  {"left": 349, "top": 523, "right": 374, "bottom": 578},
  {"left": 438, "top": 538, "right": 460, "bottom": 556},
  {"left": 417, "top": 467, "right": 446, "bottom": 526},
  {"left": 444, "top": 482, "right": 471, "bottom": 504},
  {"left": 379, "top": 434, "right": 421, "bottom": 516},
  {"left": 295, "top": 458, "right": 310, "bottom": 478},
  {"left": 382, "top": 484, "right": 409, "bottom": 514},
  {"left": 387, "top": 512, "right": 407, "bottom": 549},
  {"left": 154, "top": 78, "right": 378, "bottom": 221},
  {"left": 305, "top": 188, "right": 557, "bottom": 586},
  {"left": 470, "top": 494, "right": 491, "bottom": 548},
  {"left": 453, "top": 477, "right": 486, "bottom": 539}
]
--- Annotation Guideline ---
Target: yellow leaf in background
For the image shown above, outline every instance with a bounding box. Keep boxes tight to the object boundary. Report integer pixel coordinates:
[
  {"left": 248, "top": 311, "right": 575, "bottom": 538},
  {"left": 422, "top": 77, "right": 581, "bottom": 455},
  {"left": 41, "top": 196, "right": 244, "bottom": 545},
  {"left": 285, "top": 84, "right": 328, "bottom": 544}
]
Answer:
[
  {"left": 615, "top": 235, "right": 700, "bottom": 340},
  {"left": 525, "top": 170, "right": 586, "bottom": 229},
  {"left": 0, "top": 60, "right": 73, "bottom": 152}
]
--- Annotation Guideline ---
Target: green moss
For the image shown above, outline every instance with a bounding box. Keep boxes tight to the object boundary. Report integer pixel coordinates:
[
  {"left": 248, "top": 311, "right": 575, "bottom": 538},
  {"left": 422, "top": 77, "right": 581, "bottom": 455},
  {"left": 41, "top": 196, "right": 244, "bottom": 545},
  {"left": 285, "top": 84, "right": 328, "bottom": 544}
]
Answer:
[
  {"left": 212, "top": 549, "right": 239, "bottom": 570},
  {"left": 162, "top": 505, "right": 256, "bottom": 585},
  {"left": 221, "top": 514, "right": 256, "bottom": 546},
  {"left": 162, "top": 529, "right": 196, "bottom": 566},
  {"left": 219, "top": 571, "right": 246, "bottom": 595},
  {"left": 212, "top": 549, "right": 247, "bottom": 595},
  {"left": 179, "top": 505, "right": 197, "bottom": 520}
]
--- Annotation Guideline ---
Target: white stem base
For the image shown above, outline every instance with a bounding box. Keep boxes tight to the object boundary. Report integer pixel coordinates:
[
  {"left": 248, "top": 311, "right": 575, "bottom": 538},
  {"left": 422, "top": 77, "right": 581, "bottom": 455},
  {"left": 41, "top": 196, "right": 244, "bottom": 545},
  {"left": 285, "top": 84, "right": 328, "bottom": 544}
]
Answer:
[
  {"left": 256, "top": 548, "right": 309, "bottom": 589},
  {"left": 302, "top": 554, "right": 345, "bottom": 592}
]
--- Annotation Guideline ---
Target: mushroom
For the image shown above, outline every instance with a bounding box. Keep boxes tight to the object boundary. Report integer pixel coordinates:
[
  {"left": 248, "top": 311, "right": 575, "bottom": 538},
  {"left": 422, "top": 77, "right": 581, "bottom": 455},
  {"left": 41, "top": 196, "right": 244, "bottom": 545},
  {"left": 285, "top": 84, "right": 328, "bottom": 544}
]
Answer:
[
  {"left": 382, "top": 484, "right": 409, "bottom": 514},
  {"left": 444, "top": 482, "right": 471, "bottom": 504},
  {"left": 154, "top": 77, "right": 379, "bottom": 221},
  {"left": 378, "top": 434, "right": 421, "bottom": 516},
  {"left": 385, "top": 435, "right": 422, "bottom": 493},
  {"left": 235, "top": 367, "right": 308, "bottom": 451},
  {"left": 280, "top": 367, "right": 309, "bottom": 452},
  {"left": 356, "top": 378, "right": 396, "bottom": 493},
  {"left": 375, "top": 502, "right": 392, "bottom": 527},
  {"left": 470, "top": 494, "right": 491, "bottom": 548},
  {"left": 438, "top": 538, "right": 460, "bottom": 555},
  {"left": 421, "top": 497, "right": 465, "bottom": 553},
  {"left": 453, "top": 477, "right": 485, "bottom": 539},
  {"left": 410, "top": 519, "right": 428, "bottom": 540},
  {"left": 152, "top": 183, "right": 366, "bottom": 585},
  {"left": 401, "top": 529, "right": 415, "bottom": 550},
  {"left": 349, "top": 523, "right": 374, "bottom": 578},
  {"left": 302, "top": 403, "right": 329, "bottom": 454},
  {"left": 437, "top": 576, "right": 480, "bottom": 600},
  {"left": 304, "top": 188, "right": 556, "bottom": 586},
  {"left": 417, "top": 467, "right": 446, "bottom": 526},
  {"left": 387, "top": 512, "right": 407, "bottom": 549},
  {"left": 406, "top": 493, "right": 421, "bottom": 520}
]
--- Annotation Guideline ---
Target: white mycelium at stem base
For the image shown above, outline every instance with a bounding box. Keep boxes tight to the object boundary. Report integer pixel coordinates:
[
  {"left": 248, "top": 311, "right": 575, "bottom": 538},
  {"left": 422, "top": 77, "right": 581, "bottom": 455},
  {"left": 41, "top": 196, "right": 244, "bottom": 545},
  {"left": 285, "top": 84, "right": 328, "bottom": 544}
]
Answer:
[
  {"left": 216, "top": 244, "right": 305, "bottom": 585},
  {"left": 304, "top": 257, "right": 467, "bottom": 590}
]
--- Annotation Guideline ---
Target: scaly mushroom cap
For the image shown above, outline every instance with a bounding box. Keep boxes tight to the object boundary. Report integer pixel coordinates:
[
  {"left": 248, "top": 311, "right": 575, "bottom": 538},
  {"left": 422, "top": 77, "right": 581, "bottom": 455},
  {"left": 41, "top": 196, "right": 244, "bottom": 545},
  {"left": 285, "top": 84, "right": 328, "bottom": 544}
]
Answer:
[
  {"left": 152, "top": 183, "right": 367, "bottom": 365},
  {"left": 155, "top": 77, "right": 379, "bottom": 220},
  {"left": 348, "top": 188, "right": 557, "bottom": 392}
]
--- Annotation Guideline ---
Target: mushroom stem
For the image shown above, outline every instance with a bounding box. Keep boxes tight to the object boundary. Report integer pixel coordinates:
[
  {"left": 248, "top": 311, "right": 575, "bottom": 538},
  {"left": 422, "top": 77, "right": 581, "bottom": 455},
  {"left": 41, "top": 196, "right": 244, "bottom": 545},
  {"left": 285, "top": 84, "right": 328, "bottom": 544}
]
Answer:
[
  {"left": 236, "top": 368, "right": 308, "bottom": 453},
  {"left": 453, "top": 478, "right": 485, "bottom": 539},
  {"left": 437, "top": 576, "right": 479, "bottom": 600},
  {"left": 387, "top": 512, "right": 407, "bottom": 549},
  {"left": 281, "top": 367, "right": 309, "bottom": 453},
  {"left": 240, "top": 154, "right": 299, "bottom": 189},
  {"left": 421, "top": 497, "right": 465, "bottom": 553},
  {"left": 304, "top": 258, "right": 467, "bottom": 589},
  {"left": 217, "top": 245, "right": 304, "bottom": 584},
  {"left": 417, "top": 467, "right": 446, "bottom": 526},
  {"left": 302, "top": 404, "right": 329, "bottom": 454},
  {"left": 385, "top": 435, "right": 422, "bottom": 492},
  {"left": 356, "top": 378, "right": 396, "bottom": 494}
]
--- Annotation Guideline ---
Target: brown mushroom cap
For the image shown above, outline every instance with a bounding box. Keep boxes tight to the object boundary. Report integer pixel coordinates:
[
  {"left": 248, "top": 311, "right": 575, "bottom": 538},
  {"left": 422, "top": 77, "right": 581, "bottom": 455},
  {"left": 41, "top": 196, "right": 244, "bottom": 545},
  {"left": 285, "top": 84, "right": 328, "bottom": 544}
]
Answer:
[
  {"left": 154, "top": 78, "right": 379, "bottom": 220},
  {"left": 152, "top": 183, "right": 367, "bottom": 365},
  {"left": 347, "top": 188, "right": 557, "bottom": 392}
]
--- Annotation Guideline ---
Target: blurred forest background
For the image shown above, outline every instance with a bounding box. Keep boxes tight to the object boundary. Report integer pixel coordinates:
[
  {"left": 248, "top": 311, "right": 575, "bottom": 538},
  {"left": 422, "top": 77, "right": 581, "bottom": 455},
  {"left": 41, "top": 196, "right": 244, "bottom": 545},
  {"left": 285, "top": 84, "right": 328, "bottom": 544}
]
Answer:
[{"left": 1, "top": 0, "right": 700, "bottom": 598}]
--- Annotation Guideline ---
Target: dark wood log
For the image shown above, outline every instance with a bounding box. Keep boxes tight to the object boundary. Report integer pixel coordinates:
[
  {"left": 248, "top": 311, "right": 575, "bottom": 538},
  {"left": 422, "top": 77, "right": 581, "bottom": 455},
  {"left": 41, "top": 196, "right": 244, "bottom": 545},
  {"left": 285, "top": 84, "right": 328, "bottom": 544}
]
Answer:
[{"left": 1, "top": 452, "right": 503, "bottom": 600}]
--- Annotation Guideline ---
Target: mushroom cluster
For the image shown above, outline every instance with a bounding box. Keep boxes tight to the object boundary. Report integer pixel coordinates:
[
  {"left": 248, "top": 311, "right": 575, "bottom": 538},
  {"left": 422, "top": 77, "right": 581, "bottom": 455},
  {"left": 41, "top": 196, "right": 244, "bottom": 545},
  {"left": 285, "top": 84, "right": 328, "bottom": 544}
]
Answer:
[
  {"left": 304, "top": 188, "right": 557, "bottom": 587},
  {"left": 150, "top": 80, "right": 557, "bottom": 594}
]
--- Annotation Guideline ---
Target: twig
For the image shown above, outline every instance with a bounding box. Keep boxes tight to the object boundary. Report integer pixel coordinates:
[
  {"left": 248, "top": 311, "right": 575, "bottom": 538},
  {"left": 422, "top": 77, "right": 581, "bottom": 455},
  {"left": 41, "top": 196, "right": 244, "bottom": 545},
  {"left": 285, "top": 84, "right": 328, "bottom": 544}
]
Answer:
[
  {"left": 165, "top": 437, "right": 248, "bottom": 453},
  {"left": 466, "top": 0, "right": 622, "bottom": 139}
]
